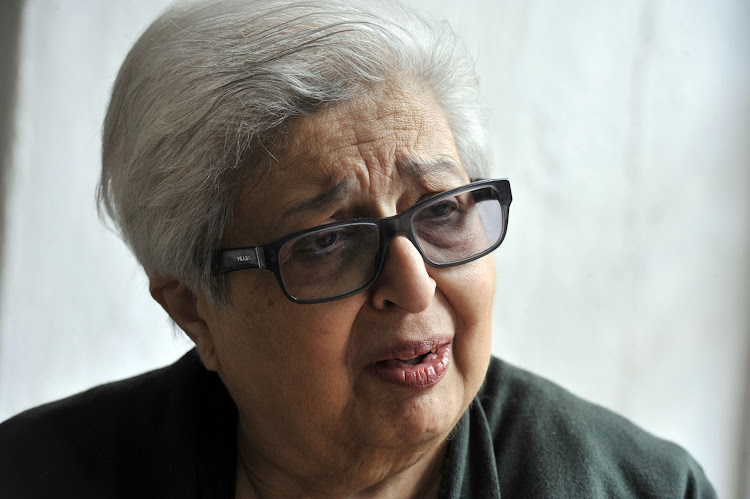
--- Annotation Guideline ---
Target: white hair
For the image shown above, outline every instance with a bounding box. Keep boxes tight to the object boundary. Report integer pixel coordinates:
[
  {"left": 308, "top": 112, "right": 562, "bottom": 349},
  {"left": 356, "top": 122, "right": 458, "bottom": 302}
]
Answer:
[{"left": 98, "top": 0, "right": 490, "bottom": 305}]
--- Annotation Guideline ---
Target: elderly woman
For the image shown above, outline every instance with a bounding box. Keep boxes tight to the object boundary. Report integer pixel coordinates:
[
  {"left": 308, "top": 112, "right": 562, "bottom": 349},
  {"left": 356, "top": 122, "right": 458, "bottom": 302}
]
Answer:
[{"left": 0, "top": 0, "right": 715, "bottom": 497}]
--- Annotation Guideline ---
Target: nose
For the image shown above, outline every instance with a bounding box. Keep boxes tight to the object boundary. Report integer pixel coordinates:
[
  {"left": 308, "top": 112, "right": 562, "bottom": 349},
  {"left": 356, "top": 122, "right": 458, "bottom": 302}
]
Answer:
[{"left": 369, "top": 235, "right": 436, "bottom": 312}]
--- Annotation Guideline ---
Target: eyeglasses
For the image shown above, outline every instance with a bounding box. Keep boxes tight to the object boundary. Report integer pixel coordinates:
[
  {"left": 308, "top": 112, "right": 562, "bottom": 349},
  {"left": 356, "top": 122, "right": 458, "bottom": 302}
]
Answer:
[{"left": 216, "top": 178, "right": 512, "bottom": 304}]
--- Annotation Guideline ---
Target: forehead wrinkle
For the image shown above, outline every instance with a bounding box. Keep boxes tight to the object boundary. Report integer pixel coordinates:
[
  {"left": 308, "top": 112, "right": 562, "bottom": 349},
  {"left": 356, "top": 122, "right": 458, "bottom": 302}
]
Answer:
[
  {"left": 280, "top": 177, "right": 356, "bottom": 221},
  {"left": 282, "top": 111, "right": 367, "bottom": 184},
  {"left": 234, "top": 159, "right": 343, "bottom": 243},
  {"left": 234, "top": 84, "right": 466, "bottom": 242},
  {"left": 350, "top": 101, "right": 433, "bottom": 192},
  {"left": 280, "top": 82, "right": 449, "bottom": 186}
]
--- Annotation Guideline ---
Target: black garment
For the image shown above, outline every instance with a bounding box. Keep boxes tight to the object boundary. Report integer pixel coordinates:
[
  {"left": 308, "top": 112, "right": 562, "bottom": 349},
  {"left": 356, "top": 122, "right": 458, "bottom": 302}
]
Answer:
[
  {"left": 441, "top": 360, "right": 716, "bottom": 498},
  {"left": 0, "top": 350, "right": 236, "bottom": 498},
  {"left": 0, "top": 350, "right": 716, "bottom": 498}
]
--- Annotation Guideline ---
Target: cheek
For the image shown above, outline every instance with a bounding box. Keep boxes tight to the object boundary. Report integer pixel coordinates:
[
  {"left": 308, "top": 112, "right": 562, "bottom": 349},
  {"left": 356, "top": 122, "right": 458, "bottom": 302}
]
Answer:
[
  {"left": 211, "top": 277, "right": 365, "bottom": 414},
  {"left": 434, "top": 256, "right": 495, "bottom": 385},
  {"left": 436, "top": 256, "right": 495, "bottom": 330}
]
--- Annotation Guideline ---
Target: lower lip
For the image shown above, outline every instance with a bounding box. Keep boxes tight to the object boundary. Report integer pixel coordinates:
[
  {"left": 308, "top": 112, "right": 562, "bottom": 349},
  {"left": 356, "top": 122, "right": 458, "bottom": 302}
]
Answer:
[{"left": 366, "top": 344, "right": 452, "bottom": 388}]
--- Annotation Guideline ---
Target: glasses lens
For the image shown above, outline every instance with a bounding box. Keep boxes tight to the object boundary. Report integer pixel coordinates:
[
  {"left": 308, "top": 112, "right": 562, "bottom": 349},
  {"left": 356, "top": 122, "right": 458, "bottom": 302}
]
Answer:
[
  {"left": 278, "top": 223, "right": 380, "bottom": 301},
  {"left": 412, "top": 186, "right": 503, "bottom": 265}
]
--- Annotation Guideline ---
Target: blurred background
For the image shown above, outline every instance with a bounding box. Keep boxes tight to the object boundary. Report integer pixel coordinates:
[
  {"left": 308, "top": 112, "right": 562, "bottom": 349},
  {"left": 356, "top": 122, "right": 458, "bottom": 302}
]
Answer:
[{"left": 0, "top": 0, "right": 748, "bottom": 497}]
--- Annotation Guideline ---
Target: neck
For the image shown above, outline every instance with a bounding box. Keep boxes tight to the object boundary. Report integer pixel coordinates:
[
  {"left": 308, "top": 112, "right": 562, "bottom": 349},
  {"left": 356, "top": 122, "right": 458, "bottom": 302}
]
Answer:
[{"left": 233, "top": 423, "right": 446, "bottom": 499}]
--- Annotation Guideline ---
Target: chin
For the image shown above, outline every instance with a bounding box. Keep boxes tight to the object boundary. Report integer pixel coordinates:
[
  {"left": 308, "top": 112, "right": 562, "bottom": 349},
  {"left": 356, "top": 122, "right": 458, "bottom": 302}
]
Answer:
[{"left": 377, "top": 373, "right": 471, "bottom": 449}]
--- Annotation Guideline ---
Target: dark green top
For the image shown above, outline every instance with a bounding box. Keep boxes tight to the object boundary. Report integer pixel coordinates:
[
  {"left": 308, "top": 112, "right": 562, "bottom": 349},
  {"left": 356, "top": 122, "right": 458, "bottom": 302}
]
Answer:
[
  {"left": 0, "top": 350, "right": 716, "bottom": 498},
  {"left": 442, "top": 358, "right": 716, "bottom": 498}
]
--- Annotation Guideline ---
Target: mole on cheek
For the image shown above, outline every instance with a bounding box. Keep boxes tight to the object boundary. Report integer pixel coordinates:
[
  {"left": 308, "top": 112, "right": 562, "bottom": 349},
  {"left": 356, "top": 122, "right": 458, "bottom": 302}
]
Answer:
[{"left": 267, "top": 297, "right": 275, "bottom": 307}]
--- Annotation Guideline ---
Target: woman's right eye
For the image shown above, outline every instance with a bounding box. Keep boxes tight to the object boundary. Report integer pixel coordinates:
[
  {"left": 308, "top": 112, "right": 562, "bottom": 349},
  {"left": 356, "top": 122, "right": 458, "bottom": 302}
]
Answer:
[
  {"left": 312, "top": 232, "right": 339, "bottom": 249},
  {"left": 293, "top": 228, "right": 351, "bottom": 259}
]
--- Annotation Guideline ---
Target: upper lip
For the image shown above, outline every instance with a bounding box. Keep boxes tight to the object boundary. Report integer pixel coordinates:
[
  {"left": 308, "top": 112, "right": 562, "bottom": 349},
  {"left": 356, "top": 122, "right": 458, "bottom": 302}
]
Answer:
[{"left": 370, "top": 337, "right": 452, "bottom": 363}]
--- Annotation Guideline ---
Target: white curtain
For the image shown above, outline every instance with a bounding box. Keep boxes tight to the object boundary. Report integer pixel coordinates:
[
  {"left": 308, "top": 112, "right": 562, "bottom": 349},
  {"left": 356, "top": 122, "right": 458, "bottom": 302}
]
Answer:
[{"left": 1, "top": 1, "right": 747, "bottom": 497}]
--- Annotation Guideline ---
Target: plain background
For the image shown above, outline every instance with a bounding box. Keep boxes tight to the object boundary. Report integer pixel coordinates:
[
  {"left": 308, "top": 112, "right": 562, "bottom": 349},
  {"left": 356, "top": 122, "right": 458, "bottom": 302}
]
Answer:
[{"left": 0, "top": 1, "right": 748, "bottom": 497}]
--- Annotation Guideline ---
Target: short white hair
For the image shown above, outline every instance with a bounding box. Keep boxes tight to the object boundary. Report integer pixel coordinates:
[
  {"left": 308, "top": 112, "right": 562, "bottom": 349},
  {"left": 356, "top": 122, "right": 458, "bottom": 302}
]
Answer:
[{"left": 98, "top": 0, "right": 490, "bottom": 305}]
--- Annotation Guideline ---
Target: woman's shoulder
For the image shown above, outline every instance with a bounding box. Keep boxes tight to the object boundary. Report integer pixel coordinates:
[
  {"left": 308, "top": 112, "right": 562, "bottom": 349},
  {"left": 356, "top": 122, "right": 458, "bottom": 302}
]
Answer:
[
  {"left": 468, "top": 356, "right": 716, "bottom": 498},
  {"left": 0, "top": 349, "right": 204, "bottom": 440},
  {"left": 0, "top": 349, "right": 236, "bottom": 498}
]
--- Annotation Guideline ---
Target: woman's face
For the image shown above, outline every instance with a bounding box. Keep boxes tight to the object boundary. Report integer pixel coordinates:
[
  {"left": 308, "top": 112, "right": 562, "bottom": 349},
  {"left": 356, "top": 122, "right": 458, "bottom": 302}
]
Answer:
[{"left": 197, "top": 83, "right": 495, "bottom": 486}]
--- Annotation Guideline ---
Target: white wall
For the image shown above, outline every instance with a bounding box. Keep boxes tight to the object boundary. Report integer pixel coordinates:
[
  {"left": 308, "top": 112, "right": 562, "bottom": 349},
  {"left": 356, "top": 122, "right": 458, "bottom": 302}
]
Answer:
[{"left": 1, "top": 1, "right": 748, "bottom": 497}]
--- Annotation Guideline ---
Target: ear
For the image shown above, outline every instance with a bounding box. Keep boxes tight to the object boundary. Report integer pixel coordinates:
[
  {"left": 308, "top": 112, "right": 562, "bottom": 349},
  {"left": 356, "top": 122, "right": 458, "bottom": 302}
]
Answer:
[{"left": 149, "top": 274, "right": 220, "bottom": 372}]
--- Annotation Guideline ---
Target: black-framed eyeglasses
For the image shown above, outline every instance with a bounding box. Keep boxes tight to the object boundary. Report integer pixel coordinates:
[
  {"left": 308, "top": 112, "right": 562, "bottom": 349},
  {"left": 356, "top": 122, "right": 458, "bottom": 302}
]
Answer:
[{"left": 216, "top": 178, "right": 512, "bottom": 304}]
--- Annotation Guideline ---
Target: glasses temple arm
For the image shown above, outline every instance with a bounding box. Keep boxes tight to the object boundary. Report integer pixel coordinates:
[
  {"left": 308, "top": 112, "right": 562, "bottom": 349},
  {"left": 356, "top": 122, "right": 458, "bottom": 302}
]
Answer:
[{"left": 216, "top": 247, "right": 267, "bottom": 274}]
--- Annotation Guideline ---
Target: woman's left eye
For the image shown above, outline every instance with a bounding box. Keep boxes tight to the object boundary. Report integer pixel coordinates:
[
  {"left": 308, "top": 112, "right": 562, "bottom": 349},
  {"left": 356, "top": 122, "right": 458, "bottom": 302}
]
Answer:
[{"left": 424, "top": 200, "right": 458, "bottom": 218}]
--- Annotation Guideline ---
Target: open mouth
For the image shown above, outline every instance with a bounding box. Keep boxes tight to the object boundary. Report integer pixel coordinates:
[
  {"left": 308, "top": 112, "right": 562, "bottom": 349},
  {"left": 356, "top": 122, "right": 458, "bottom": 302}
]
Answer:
[
  {"left": 368, "top": 344, "right": 451, "bottom": 388},
  {"left": 390, "top": 348, "right": 437, "bottom": 366}
]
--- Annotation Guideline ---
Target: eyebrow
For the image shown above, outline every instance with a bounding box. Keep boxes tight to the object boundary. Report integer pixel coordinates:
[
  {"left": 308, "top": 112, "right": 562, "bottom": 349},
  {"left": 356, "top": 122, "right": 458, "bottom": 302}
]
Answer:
[
  {"left": 282, "top": 177, "right": 356, "bottom": 221},
  {"left": 281, "top": 158, "right": 464, "bottom": 220},
  {"left": 397, "top": 158, "right": 464, "bottom": 178}
]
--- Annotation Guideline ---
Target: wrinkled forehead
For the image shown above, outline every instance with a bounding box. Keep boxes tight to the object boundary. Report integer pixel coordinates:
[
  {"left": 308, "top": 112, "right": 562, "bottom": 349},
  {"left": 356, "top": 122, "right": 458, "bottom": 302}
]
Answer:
[
  {"left": 228, "top": 84, "right": 468, "bottom": 242},
  {"left": 282, "top": 85, "right": 462, "bottom": 173}
]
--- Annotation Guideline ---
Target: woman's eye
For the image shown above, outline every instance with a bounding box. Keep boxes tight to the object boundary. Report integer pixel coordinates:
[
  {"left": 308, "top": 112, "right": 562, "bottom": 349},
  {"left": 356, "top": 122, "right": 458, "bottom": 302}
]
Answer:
[
  {"left": 422, "top": 200, "right": 459, "bottom": 220},
  {"left": 428, "top": 202, "right": 455, "bottom": 217},
  {"left": 291, "top": 228, "right": 352, "bottom": 260},
  {"left": 313, "top": 232, "right": 338, "bottom": 249}
]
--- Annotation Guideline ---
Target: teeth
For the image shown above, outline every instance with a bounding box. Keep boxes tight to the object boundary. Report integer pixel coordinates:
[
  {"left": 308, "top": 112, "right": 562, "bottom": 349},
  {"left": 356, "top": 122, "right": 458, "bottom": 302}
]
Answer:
[
  {"left": 393, "top": 348, "right": 439, "bottom": 366},
  {"left": 398, "top": 349, "right": 436, "bottom": 361}
]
